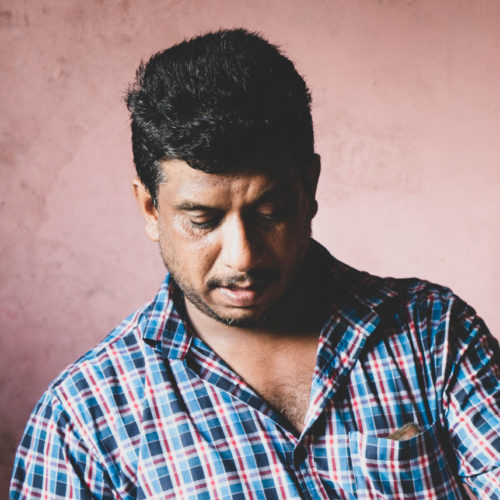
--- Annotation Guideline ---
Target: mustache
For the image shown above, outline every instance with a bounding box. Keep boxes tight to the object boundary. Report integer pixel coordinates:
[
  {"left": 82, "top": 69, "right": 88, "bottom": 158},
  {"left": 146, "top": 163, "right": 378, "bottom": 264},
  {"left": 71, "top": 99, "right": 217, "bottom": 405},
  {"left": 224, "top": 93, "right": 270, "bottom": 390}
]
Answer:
[{"left": 207, "top": 269, "right": 280, "bottom": 290}]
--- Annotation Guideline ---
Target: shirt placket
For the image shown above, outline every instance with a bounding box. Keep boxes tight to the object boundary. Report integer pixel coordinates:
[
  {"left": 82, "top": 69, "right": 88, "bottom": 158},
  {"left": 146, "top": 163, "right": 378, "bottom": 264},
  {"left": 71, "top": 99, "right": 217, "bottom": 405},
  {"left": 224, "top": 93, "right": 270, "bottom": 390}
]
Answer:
[
  {"left": 152, "top": 275, "right": 382, "bottom": 498},
  {"left": 179, "top": 337, "right": 304, "bottom": 498},
  {"left": 287, "top": 308, "right": 381, "bottom": 499}
]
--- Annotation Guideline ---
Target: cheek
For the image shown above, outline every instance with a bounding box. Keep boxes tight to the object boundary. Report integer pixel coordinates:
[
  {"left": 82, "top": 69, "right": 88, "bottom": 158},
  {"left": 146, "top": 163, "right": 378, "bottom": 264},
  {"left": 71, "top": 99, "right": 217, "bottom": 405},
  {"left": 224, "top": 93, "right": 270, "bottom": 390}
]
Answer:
[
  {"left": 174, "top": 234, "right": 219, "bottom": 279},
  {"left": 276, "top": 218, "right": 311, "bottom": 263},
  {"left": 278, "top": 216, "right": 311, "bottom": 246}
]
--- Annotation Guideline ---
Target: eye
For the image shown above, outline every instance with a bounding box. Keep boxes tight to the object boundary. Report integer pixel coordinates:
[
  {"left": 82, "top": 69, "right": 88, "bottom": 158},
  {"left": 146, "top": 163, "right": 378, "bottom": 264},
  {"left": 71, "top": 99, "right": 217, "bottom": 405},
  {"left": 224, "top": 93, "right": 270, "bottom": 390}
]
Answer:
[
  {"left": 187, "top": 212, "right": 222, "bottom": 230},
  {"left": 258, "top": 211, "right": 279, "bottom": 222},
  {"left": 189, "top": 218, "right": 219, "bottom": 230},
  {"left": 256, "top": 203, "right": 287, "bottom": 222}
]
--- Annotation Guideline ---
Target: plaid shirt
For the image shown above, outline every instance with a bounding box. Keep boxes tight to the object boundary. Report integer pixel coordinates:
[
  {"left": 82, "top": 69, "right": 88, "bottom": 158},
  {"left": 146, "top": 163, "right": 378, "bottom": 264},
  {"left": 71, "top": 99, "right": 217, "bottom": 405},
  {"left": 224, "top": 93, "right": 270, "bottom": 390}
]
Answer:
[{"left": 10, "top": 242, "right": 500, "bottom": 499}]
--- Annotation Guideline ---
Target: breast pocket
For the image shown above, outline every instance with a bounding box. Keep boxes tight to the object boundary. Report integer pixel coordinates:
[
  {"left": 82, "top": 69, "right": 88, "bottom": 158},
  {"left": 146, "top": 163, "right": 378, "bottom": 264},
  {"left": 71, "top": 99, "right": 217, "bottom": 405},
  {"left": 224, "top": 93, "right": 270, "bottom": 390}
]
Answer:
[{"left": 348, "top": 423, "right": 464, "bottom": 499}]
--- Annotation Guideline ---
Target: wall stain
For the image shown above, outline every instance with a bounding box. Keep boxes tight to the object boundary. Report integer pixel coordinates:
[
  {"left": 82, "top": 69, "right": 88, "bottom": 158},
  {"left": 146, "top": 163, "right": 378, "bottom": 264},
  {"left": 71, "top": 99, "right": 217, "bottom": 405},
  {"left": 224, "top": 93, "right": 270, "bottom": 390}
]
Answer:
[
  {"left": 0, "top": 430, "right": 17, "bottom": 470},
  {"left": 0, "top": 10, "right": 12, "bottom": 27}
]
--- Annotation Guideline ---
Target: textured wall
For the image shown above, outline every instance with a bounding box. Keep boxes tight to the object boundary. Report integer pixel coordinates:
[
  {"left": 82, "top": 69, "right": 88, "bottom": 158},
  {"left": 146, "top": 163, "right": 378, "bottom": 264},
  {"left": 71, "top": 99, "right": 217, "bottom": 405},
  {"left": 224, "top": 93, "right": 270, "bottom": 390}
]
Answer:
[{"left": 1, "top": 0, "right": 499, "bottom": 492}]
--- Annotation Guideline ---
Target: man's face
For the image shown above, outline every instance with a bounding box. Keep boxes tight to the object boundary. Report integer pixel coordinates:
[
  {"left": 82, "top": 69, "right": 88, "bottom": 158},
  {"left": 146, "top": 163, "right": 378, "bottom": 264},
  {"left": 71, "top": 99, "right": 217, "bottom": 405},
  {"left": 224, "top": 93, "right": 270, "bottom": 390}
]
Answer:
[{"left": 135, "top": 158, "right": 319, "bottom": 328}]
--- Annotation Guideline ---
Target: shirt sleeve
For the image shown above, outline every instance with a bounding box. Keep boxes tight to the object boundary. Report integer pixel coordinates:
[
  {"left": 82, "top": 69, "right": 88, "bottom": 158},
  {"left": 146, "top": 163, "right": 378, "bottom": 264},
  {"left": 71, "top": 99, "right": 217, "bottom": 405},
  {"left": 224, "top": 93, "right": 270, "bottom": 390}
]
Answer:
[
  {"left": 443, "top": 296, "right": 500, "bottom": 498},
  {"left": 10, "top": 389, "right": 114, "bottom": 500}
]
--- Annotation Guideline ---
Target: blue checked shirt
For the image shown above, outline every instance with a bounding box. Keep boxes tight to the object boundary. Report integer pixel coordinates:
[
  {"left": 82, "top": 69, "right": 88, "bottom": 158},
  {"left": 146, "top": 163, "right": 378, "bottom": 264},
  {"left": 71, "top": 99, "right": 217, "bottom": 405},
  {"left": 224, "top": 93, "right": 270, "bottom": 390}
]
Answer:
[{"left": 10, "top": 242, "right": 500, "bottom": 499}]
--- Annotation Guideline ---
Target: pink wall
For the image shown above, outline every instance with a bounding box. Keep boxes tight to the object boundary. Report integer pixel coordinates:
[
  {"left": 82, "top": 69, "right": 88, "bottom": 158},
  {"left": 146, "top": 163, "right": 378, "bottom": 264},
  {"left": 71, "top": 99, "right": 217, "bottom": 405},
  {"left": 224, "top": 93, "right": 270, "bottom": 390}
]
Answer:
[{"left": 2, "top": 0, "right": 499, "bottom": 491}]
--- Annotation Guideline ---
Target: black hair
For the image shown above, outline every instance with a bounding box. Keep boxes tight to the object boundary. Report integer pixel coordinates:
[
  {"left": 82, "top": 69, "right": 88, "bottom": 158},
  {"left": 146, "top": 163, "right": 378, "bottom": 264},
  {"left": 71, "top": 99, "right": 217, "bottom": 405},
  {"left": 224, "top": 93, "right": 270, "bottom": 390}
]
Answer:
[{"left": 125, "top": 28, "right": 314, "bottom": 200}]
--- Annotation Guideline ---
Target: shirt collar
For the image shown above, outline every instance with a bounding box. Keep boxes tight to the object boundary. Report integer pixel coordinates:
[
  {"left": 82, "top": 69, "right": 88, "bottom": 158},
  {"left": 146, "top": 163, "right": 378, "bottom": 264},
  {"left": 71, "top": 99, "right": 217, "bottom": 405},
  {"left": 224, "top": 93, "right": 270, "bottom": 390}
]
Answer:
[
  {"left": 311, "top": 240, "right": 400, "bottom": 336},
  {"left": 141, "top": 274, "right": 193, "bottom": 360},
  {"left": 140, "top": 240, "right": 401, "bottom": 360}
]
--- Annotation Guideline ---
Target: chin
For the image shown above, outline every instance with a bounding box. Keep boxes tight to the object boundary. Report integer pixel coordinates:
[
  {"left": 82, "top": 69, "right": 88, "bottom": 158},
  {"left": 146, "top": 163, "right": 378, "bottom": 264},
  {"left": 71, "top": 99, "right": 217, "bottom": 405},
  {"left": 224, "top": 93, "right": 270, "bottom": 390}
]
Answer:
[
  {"left": 186, "top": 290, "right": 275, "bottom": 328},
  {"left": 202, "top": 303, "right": 273, "bottom": 328},
  {"left": 213, "top": 311, "right": 272, "bottom": 328}
]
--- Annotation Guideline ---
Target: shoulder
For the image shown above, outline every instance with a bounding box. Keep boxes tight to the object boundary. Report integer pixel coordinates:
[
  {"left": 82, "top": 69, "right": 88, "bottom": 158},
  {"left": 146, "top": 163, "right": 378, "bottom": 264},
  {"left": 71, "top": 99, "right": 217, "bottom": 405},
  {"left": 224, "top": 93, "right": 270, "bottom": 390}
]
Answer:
[
  {"left": 49, "top": 301, "right": 151, "bottom": 397},
  {"left": 316, "top": 241, "right": 500, "bottom": 393},
  {"left": 313, "top": 239, "right": 456, "bottom": 311},
  {"left": 313, "top": 240, "right": 488, "bottom": 350},
  {"left": 36, "top": 277, "right": 177, "bottom": 447},
  {"left": 12, "top": 275, "right": 184, "bottom": 493},
  {"left": 47, "top": 274, "right": 181, "bottom": 398},
  {"left": 37, "top": 302, "right": 153, "bottom": 451}
]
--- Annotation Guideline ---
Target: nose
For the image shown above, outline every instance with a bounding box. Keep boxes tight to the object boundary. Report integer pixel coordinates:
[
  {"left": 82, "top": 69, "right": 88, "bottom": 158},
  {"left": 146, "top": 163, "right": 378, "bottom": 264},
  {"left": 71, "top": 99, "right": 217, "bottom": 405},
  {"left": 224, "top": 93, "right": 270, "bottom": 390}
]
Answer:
[{"left": 220, "top": 215, "right": 259, "bottom": 273}]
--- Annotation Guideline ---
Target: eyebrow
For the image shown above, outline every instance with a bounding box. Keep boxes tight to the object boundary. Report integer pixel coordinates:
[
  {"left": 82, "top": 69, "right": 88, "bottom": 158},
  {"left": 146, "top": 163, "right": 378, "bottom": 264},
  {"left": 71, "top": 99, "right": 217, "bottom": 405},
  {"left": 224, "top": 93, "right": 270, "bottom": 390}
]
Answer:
[
  {"left": 174, "top": 201, "right": 219, "bottom": 212},
  {"left": 254, "top": 183, "right": 292, "bottom": 204},
  {"left": 173, "top": 181, "right": 294, "bottom": 212}
]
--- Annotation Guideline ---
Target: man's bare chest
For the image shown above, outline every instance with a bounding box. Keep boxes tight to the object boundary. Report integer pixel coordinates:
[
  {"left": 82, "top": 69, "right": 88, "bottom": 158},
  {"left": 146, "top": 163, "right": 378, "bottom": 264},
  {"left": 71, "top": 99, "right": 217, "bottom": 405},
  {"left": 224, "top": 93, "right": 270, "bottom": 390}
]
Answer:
[
  {"left": 256, "top": 370, "right": 315, "bottom": 432},
  {"left": 224, "top": 336, "right": 319, "bottom": 433}
]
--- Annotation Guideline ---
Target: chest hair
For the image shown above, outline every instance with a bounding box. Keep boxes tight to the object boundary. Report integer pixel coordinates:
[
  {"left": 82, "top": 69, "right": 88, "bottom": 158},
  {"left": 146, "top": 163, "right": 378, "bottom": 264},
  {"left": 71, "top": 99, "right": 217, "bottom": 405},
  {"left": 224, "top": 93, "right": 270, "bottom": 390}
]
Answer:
[
  {"left": 264, "top": 374, "right": 314, "bottom": 432},
  {"left": 235, "top": 341, "right": 318, "bottom": 433}
]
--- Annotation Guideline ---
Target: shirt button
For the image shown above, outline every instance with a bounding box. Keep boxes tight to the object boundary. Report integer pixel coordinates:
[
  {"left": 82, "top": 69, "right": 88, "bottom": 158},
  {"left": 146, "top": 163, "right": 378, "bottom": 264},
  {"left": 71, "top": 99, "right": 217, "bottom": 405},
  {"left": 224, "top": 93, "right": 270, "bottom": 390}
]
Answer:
[{"left": 293, "top": 446, "right": 307, "bottom": 466}]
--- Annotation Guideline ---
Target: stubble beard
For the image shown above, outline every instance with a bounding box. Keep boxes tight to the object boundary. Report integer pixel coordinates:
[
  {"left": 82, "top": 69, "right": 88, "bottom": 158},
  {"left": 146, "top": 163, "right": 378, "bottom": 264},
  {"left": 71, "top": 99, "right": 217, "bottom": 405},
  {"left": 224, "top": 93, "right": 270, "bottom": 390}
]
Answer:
[
  {"left": 160, "top": 230, "right": 312, "bottom": 330},
  {"left": 162, "top": 259, "right": 292, "bottom": 329}
]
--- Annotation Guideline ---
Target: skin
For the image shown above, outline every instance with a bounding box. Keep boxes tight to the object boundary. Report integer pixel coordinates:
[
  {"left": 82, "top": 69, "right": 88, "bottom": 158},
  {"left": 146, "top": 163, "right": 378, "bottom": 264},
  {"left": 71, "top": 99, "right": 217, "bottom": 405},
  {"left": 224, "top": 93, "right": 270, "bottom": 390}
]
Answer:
[
  {"left": 134, "top": 156, "right": 323, "bottom": 431},
  {"left": 134, "top": 156, "right": 321, "bottom": 329}
]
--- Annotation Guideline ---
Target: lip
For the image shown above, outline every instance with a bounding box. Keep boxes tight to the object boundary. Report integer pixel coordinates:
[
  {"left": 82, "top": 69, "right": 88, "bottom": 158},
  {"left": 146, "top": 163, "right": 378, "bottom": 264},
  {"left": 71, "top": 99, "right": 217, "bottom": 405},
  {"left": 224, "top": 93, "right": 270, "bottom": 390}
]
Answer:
[{"left": 215, "top": 285, "right": 264, "bottom": 307}]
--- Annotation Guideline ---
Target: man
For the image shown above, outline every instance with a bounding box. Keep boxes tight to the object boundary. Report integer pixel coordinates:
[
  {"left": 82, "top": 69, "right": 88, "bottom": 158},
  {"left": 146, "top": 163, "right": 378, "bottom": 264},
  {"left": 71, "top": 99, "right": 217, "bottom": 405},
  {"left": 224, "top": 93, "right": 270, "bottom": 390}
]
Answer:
[{"left": 10, "top": 29, "right": 500, "bottom": 499}]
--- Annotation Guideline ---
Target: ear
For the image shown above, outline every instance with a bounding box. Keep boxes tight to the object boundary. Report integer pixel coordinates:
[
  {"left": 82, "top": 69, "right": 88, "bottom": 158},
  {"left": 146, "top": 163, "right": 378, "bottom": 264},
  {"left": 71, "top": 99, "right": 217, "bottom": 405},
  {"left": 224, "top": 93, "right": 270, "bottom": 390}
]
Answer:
[
  {"left": 303, "top": 154, "right": 321, "bottom": 218},
  {"left": 132, "top": 179, "right": 160, "bottom": 242}
]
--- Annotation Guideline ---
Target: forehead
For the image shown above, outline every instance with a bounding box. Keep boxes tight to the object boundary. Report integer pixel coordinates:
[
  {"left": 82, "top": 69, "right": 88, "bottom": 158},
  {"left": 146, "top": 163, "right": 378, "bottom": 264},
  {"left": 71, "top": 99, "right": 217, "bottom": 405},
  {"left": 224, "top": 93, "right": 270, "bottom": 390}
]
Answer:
[{"left": 157, "top": 159, "right": 301, "bottom": 204}]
